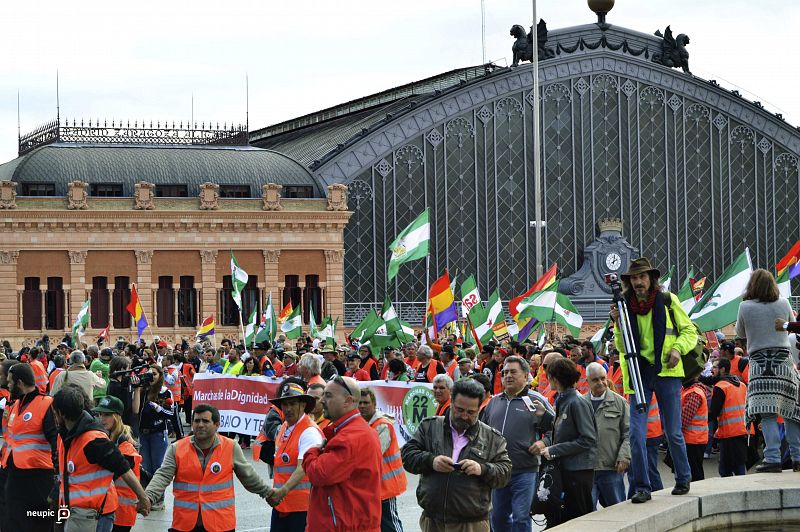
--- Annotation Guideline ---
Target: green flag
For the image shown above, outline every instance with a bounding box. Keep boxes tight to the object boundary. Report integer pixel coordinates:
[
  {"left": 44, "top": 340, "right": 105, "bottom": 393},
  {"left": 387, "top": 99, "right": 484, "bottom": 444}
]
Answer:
[
  {"left": 472, "top": 291, "right": 503, "bottom": 345},
  {"left": 387, "top": 209, "right": 430, "bottom": 283},
  {"left": 72, "top": 298, "right": 91, "bottom": 338},
  {"left": 255, "top": 292, "right": 277, "bottom": 344},
  {"left": 230, "top": 251, "right": 249, "bottom": 310},
  {"left": 659, "top": 265, "right": 676, "bottom": 293},
  {"left": 591, "top": 318, "right": 611, "bottom": 354},
  {"left": 677, "top": 268, "right": 696, "bottom": 313},
  {"left": 309, "top": 306, "right": 319, "bottom": 338},
  {"left": 517, "top": 282, "right": 583, "bottom": 338},
  {"left": 280, "top": 304, "right": 303, "bottom": 339},
  {"left": 244, "top": 307, "right": 258, "bottom": 346},
  {"left": 352, "top": 309, "right": 384, "bottom": 343},
  {"left": 460, "top": 275, "right": 482, "bottom": 319},
  {"left": 381, "top": 296, "right": 412, "bottom": 344},
  {"left": 689, "top": 249, "right": 752, "bottom": 332}
]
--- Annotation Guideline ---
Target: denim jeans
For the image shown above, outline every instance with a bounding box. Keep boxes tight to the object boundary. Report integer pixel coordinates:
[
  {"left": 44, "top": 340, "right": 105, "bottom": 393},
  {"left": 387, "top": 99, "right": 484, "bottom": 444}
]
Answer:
[
  {"left": 592, "top": 470, "right": 625, "bottom": 509},
  {"left": 629, "top": 365, "right": 691, "bottom": 493},
  {"left": 491, "top": 470, "right": 537, "bottom": 532},
  {"left": 761, "top": 415, "right": 800, "bottom": 463},
  {"left": 140, "top": 430, "right": 169, "bottom": 474},
  {"left": 626, "top": 438, "right": 662, "bottom": 498}
]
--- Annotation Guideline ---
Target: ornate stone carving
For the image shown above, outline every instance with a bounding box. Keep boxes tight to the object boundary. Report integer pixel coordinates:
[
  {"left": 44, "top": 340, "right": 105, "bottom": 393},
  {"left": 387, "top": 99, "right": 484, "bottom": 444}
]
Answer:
[
  {"left": 134, "top": 182, "right": 156, "bottom": 210},
  {"left": 326, "top": 184, "right": 348, "bottom": 211},
  {"left": 0, "top": 250, "right": 19, "bottom": 264},
  {"left": 0, "top": 181, "right": 17, "bottom": 209},
  {"left": 510, "top": 20, "right": 554, "bottom": 67},
  {"left": 68, "top": 250, "right": 88, "bottom": 264},
  {"left": 262, "top": 183, "right": 282, "bottom": 211},
  {"left": 263, "top": 249, "right": 281, "bottom": 263},
  {"left": 653, "top": 26, "right": 691, "bottom": 74},
  {"left": 66, "top": 181, "right": 89, "bottom": 210},
  {"left": 199, "top": 182, "right": 219, "bottom": 210},
  {"left": 135, "top": 250, "right": 154, "bottom": 264},
  {"left": 324, "top": 249, "right": 345, "bottom": 264},
  {"left": 200, "top": 249, "right": 218, "bottom": 264}
]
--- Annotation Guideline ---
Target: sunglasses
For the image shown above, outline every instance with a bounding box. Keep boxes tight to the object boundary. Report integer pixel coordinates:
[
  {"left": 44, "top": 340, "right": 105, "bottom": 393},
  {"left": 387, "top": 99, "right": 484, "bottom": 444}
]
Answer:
[{"left": 333, "top": 375, "right": 355, "bottom": 397}]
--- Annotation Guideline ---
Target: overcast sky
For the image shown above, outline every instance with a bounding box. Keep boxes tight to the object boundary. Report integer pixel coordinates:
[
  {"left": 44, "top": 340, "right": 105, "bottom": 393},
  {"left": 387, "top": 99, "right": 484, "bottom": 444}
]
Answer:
[{"left": 1, "top": 0, "right": 798, "bottom": 164}]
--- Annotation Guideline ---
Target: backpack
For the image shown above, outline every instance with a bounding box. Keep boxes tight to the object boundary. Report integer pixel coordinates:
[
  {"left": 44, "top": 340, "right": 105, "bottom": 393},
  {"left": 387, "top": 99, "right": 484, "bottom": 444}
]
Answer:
[{"left": 664, "top": 295, "right": 706, "bottom": 383}]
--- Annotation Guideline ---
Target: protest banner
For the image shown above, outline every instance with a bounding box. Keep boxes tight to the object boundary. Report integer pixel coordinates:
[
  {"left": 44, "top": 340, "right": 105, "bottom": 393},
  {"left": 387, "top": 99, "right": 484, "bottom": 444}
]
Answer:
[{"left": 192, "top": 373, "right": 435, "bottom": 443}]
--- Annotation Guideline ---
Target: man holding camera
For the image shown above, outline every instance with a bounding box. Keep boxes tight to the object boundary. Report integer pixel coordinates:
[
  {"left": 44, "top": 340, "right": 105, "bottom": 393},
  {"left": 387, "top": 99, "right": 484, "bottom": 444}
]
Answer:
[{"left": 609, "top": 258, "right": 695, "bottom": 503}]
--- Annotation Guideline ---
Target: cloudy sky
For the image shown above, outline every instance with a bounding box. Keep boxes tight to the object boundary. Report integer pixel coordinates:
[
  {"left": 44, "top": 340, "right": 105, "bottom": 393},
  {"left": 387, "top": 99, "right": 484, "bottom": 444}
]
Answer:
[{"left": 1, "top": 0, "right": 798, "bottom": 163}]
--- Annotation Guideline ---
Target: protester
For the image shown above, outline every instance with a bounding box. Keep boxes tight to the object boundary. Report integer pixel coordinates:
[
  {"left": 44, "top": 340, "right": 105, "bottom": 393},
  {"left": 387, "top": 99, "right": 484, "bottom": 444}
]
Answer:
[
  {"left": 709, "top": 358, "right": 749, "bottom": 476},
  {"left": 222, "top": 347, "right": 244, "bottom": 374},
  {"left": 359, "top": 387, "right": 407, "bottom": 532},
  {"left": 307, "top": 382, "right": 330, "bottom": 430},
  {"left": 413, "top": 345, "right": 445, "bottom": 383},
  {"left": 359, "top": 345, "right": 381, "bottom": 380},
  {"left": 303, "top": 376, "right": 383, "bottom": 531},
  {"left": 145, "top": 403, "right": 271, "bottom": 531},
  {"left": 735, "top": 269, "right": 800, "bottom": 472},
  {"left": 481, "top": 355, "right": 553, "bottom": 532},
  {"left": 531, "top": 357, "right": 597, "bottom": 526},
  {"left": 50, "top": 350, "right": 107, "bottom": 402},
  {"left": 386, "top": 357, "right": 411, "bottom": 381},
  {"left": 28, "top": 348, "right": 49, "bottom": 394},
  {"left": 610, "top": 257, "right": 694, "bottom": 502},
  {"left": 90, "top": 347, "right": 113, "bottom": 405},
  {"left": 432, "top": 374, "right": 453, "bottom": 417},
  {"left": 582, "top": 362, "right": 630, "bottom": 509},
  {"left": 106, "top": 356, "right": 143, "bottom": 438},
  {"left": 138, "top": 364, "right": 174, "bottom": 502},
  {"left": 345, "top": 351, "right": 371, "bottom": 381},
  {"left": 402, "top": 378, "right": 512, "bottom": 531},
  {"left": 298, "top": 353, "right": 326, "bottom": 386},
  {"left": 681, "top": 374, "right": 710, "bottom": 481}
]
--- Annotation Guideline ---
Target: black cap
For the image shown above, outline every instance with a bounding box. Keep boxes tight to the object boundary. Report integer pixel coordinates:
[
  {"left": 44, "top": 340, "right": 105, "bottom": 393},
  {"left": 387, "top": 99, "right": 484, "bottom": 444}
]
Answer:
[{"left": 720, "top": 341, "right": 735, "bottom": 352}]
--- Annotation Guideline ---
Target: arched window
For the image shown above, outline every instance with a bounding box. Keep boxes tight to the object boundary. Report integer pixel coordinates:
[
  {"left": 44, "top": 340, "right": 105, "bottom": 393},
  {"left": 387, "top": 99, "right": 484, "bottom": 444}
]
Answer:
[{"left": 45, "top": 277, "right": 64, "bottom": 330}]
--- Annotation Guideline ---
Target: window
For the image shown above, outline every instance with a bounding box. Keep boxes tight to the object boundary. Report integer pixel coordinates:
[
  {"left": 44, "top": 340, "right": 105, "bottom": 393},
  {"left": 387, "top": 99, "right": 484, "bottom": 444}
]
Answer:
[
  {"left": 21, "top": 183, "right": 56, "bottom": 196},
  {"left": 90, "top": 277, "right": 110, "bottom": 328},
  {"left": 304, "top": 274, "right": 321, "bottom": 323},
  {"left": 219, "top": 185, "right": 251, "bottom": 198},
  {"left": 283, "top": 275, "right": 301, "bottom": 311},
  {"left": 90, "top": 183, "right": 124, "bottom": 197},
  {"left": 154, "top": 184, "right": 188, "bottom": 197},
  {"left": 242, "top": 276, "right": 260, "bottom": 323},
  {"left": 178, "top": 276, "right": 197, "bottom": 327},
  {"left": 45, "top": 277, "right": 64, "bottom": 330},
  {"left": 220, "top": 275, "right": 239, "bottom": 326},
  {"left": 22, "top": 277, "right": 42, "bottom": 330},
  {"left": 156, "top": 276, "right": 175, "bottom": 327},
  {"left": 283, "top": 186, "right": 314, "bottom": 199},
  {"left": 113, "top": 276, "right": 131, "bottom": 329}
]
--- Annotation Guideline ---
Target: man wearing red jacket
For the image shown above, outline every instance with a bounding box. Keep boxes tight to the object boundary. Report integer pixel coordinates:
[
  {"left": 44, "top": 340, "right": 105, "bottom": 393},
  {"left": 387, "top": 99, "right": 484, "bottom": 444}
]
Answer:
[{"left": 303, "top": 375, "right": 382, "bottom": 531}]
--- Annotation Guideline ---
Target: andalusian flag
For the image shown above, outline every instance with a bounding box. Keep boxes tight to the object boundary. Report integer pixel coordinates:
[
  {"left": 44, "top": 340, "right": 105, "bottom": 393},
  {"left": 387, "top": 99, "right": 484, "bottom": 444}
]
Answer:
[
  {"left": 517, "top": 282, "right": 583, "bottom": 338},
  {"left": 591, "top": 318, "right": 612, "bottom": 354},
  {"left": 309, "top": 307, "right": 319, "bottom": 338},
  {"left": 230, "top": 251, "right": 249, "bottom": 309},
  {"left": 352, "top": 309, "right": 383, "bottom": 344},
  {"left": 460, "top": 275, "right": 482, "bottom": 318},
  {"left": 281, "top": 304, "right": 303, "bottom": 339},
  {"left": 659, "top": 265, "right": 676, "bottom": 292},
  {"left": 387, "top": 209, "right": 430, "bottom": 283},
  {"left": 72, "top": 298, "right": 91, "bottom": 338},
  {"left": 244, "top": 307, "right": 258, "bottom": 346},
  {"left": 690, "top": 249, "right": 752, "bottom": 332},
  {"left": 471, "top": 291, "right": 504, "bottom": 344},
  {"left": 381, "top": 296, "right": 412, "bottom": 344},
  {"left": 255, "top": 293, "right": 277, "bottom": 344},
  {"left": 316, "top": 317, "right": 337, "bottom": 346}
]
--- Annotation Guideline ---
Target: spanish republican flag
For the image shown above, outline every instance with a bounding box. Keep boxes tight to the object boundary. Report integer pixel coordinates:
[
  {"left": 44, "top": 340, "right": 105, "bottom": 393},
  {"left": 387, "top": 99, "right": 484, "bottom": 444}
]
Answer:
[
  {"left": 429, "top": 271, "right": 458, "bottom": 333},
  {"left": 776, "top": 239, "right": 800, "bottom": 276},
  {"left": 196, "top": 315, "right": 215, "bottom": 339},
  {"left": 278, "top": 301, "right": 293, "bottom": 324},
  {"left": 126, "top": 284, "right": 149, "bottom": 341}
]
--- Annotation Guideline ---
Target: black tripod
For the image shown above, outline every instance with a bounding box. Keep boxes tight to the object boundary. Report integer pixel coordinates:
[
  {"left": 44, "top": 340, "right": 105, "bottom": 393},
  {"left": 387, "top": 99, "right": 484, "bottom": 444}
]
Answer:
[{"left": 605, "top": 274, "right": 647, "bottom": 413}]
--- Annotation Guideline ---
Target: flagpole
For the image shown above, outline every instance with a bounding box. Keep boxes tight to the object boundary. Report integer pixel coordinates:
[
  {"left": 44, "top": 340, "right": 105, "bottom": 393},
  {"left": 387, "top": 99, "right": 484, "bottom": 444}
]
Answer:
[{"left": 238, "top": 308, "right": 246, "bottom": 350}]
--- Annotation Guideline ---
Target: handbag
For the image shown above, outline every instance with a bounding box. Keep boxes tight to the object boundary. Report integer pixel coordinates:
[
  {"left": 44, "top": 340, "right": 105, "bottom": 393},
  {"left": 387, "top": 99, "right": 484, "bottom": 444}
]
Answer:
[{"left": 531, "top": 457, "right": 564, "bottom": 518}]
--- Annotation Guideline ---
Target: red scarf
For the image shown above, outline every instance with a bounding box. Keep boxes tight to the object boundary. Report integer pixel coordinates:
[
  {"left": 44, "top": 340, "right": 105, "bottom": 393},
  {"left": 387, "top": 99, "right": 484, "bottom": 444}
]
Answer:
[{"left": 629, "top": 290, "right": 657, "bottom": 315}]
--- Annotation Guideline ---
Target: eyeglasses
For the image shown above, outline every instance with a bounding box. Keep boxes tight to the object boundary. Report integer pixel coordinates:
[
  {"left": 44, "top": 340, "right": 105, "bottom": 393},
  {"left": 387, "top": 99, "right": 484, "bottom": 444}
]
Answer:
[{"left": 333, "top": 376, "right": 355, "bottom": 397}]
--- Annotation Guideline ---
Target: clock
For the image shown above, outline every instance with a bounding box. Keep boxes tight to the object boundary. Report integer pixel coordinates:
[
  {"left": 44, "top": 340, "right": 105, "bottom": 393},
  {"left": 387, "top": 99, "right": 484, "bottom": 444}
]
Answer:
[{"left": 605, "top": 252, "right": 622, "bottom": 271}]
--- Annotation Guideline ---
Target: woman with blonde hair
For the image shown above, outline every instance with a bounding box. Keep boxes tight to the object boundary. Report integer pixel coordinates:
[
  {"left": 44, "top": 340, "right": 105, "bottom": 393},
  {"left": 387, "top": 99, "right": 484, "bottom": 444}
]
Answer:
[
  {"left": 736, "top": 268, "right": 800, "bottom": 472},
  {"left": 93, "top": 395, "right": 143, "bottom": 532}
]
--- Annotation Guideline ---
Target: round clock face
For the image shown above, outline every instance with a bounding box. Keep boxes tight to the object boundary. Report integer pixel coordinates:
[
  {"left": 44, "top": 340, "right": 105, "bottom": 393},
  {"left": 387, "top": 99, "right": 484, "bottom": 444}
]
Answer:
[{"left": 605, "top": 253, "right": 622, "bottom": 271}]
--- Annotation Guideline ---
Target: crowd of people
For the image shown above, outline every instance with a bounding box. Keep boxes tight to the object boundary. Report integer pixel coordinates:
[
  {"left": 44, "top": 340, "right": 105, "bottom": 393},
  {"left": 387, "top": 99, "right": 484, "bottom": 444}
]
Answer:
[{"left": 0, "top": 257, "right": 799, "bottom": 531}]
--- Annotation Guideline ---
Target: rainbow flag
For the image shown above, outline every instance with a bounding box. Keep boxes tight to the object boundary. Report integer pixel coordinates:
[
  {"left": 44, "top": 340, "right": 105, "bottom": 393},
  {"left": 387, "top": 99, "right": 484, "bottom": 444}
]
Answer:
[
  {"left": 126, "top": 284, "right": 149, "bottom": 341},
  {"left": 429, "top": 271, "right": 458, "bottom": 333},
  {"left": 509, "top": 263, "right": 558, "bottom": 341},
  {"left": 196, "top": 315, "right": 215, "bottom": 339}
]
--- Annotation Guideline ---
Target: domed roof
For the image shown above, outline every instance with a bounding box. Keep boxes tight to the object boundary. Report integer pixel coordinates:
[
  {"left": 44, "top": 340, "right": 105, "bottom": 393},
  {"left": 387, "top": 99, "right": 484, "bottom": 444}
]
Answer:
[{"left": 0, "top": 143, "right": 322, "bottom": 197}]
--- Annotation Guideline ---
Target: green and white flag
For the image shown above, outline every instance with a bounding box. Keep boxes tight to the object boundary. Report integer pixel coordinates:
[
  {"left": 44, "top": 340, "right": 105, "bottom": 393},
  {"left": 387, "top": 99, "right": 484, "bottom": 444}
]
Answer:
[
  {"left": 381, "top": 296, "right": 412, "bottom": 344},
  {"left": 244, "top": 307, "right": 258, "bottom": 346},
  {"left": 689, "top": 249, "right": 753, "bottom": 332},
  {"left": 280, "top": 304, "right": 303, "bottom": 339},
  {"left": 255, "top": 293, "right": 277, "bottom": 344},
  {"left": 72, "top": 298, "right": 91, "bottom": 338},
  {"left": 517, "top": 282, "right": 583, "bottom": 338},
  {"left": 778, "top": 268, "right": 792, "bottom": 299},
  {"left": 387, "top": 209, "right": 430, "bottom": 283},
  {"left": 473, "top": 290, "right": 504, "bottom": 345},
  {"left": 230, "top": 251, "right": 249, "bottom": 309},
  {"left": 460, "top": 275, "right": 482, "bottom": 319},
  {"left": 309, "top": 306, "right": 319, "bottom": 338},
  {"left": 660, "top": 266, "right": 676, "bottom": 293},
  {"left": 316, "top": 317, "right": 337, "bottom": 346},
  {"left": 352, "top": 309, "right": 384, "bottom": 344},
  {"left": 591, "top": 318, "right": 612, "bottom": 354},
  {"left": 677, "top": 268, "right": 696, "bottom": 314}
]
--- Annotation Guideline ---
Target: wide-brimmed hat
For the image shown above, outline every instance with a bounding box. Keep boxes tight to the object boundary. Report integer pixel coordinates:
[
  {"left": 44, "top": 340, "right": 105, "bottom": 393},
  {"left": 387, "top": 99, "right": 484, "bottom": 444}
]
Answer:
[
  {"left": 621, "top": 257, "right": 660, "bottom": 281},
  {"left": 269, "top": 382, "right": 316, "bottom": 413}
]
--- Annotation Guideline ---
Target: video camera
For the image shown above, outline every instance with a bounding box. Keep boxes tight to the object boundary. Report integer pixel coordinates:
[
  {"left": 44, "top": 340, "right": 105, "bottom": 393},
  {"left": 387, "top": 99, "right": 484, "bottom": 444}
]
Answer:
[{"left": 110, "top": 364, "right": 155, "bottom": 388}]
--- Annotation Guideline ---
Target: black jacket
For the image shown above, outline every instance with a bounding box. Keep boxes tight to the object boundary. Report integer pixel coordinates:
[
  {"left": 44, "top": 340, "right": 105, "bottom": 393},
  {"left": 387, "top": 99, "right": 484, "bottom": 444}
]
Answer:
[
  {"left": 542, "top": 388, "right": 597, "bottom": 471},
  {"left": 401, "top": 414, "right": 512, "bottom": 524}
]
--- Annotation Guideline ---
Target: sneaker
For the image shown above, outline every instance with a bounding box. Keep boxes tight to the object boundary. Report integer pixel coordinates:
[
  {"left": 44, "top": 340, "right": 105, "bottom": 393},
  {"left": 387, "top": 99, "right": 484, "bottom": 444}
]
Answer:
[
  {"left": 631, "top": 490, "right": 651, "bottom": 503},
  {"left": 703, "top": 452, "right": 711, "bottom": 460},
  {"left": 755, "top": 462, "right": 783, "bottom": 473},
  {"left": 793, "top": 461, "right": 800, "bottom": 472},
  {"left": 671, "top": 483, "right": 690, "bottom": 495}
]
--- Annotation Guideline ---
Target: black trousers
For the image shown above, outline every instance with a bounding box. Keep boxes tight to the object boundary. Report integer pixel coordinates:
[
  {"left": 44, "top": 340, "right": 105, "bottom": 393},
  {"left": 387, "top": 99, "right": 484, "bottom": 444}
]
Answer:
[
  {"left": 4, "top": 466, "right": 54, "bottom": 532},
  {"left": 270, "top": 509, "right": 307, "bottom": 532},
  {"left": 685, "top": 443, "right": 706, "bottom": 481},
  {"left": 556, "top": 469, "right": 594, "bottom": 527},
  {"left": 183, "top": 396, "right": 193, "bottom": 424}
]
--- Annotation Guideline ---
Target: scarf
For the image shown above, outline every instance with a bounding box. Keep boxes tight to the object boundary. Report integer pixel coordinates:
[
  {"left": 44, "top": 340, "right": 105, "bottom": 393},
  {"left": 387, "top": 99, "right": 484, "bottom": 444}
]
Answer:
[{"left": 629, "top": 290, "right": 657, "bottom": 315}]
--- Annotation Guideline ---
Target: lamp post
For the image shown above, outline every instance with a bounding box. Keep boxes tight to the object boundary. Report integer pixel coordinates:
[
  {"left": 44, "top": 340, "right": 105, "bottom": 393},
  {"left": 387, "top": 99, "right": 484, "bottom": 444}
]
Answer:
[{"left": 531, "top": 0, "right": 543, "bottom": 279}]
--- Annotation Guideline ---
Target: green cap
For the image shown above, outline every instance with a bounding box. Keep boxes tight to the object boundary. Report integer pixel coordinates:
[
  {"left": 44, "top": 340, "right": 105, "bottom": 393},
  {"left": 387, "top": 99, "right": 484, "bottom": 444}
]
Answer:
[{"left": 92, "top": 395, "right": 124, "bottom": 416}]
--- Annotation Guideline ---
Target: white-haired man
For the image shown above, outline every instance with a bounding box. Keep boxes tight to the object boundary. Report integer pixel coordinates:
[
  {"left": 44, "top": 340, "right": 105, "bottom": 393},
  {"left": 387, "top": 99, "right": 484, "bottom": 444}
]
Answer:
[
  {"left": 413, "top": 346, "right": 445, "bottom": 383},
  {"left": 298, "top": 353, "right": 325, "bottom": 386},
  {"left": 49, "top": 350, "right": 106, "bottom": 402},
  {"left": 433, "top": 374, "right": 453, "bottom": 417}
]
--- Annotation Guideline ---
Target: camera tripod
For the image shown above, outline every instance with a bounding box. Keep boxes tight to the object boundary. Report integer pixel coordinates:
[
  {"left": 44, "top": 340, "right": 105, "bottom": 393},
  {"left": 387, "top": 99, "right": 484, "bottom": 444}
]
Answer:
[{"left": 605, "top": 274, "right": 647, "bottom": 414}]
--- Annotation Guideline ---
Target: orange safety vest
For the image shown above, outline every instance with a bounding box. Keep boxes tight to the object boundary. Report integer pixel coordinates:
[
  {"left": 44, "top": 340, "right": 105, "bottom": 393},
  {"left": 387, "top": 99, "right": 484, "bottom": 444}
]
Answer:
[
  {"left": 607, "top": 365, "right": 624, "bottom": 396},
  {"left": 317, "top": 417, "right": 332, "bottom": 431},
  {"left": 252, "top": 405, "right": 285, "bottom": 462},
  {"left": 31, "top": 360, "right": 49, "bottom": 394},
  {"left": 307, "top": 374, "right": 326, "bottom": 387},
  {"left": 646, "top": 398, "right": 663, "bottom": 439},
  {"left": 181, "top": 363, "right": 195, "bottom": 401},
  {"left": 446, "top": 361, "right": 458, "bottom": 380},
  {"left": 542, "top": 388, "right": 557, "bottom": 406},
  {"left": 405, "top": 357, "right": 421, "bottom": 371},
  {"left": 479, "top": 395, "right": 492, "bottom": 416},
  {"left": 113, "top": 438, "right": 142, "bottom": 527},
  {"left": 49, "top": 368, "right": 65, "bottom": 391},
  {"left": 172, "top": 436, "right": 236, "bottom": 532},
  {"left": 435, "top": 399, "right": 451, "bottom": 417},
  {"left": 0, "top": 397, "right": 14, "bottom": 468},
  {"left": 271, "top": 357, "right": 285, "bottom": 377},
  {"left": 58, "top": 429, "right": 119, "bottom": 513},
  {"left": 7, "top": 395, "right": 54, "bottom": 469},
  {"left": 361, "top": 357, "right": 378, "bottom": 379},
  {"left": 714, "top": 380, "right": 747, "bottom": 439},
  {"left": 273, "top": 415, "right": 322, "bottom": 513},
  {"left": 369, "top": 417, "right": 408, "bottom": 500},
  {"left": 729, "top": 355, "right": 749, "bottom": 384},
  {"left": 681, "top": 386, "right": 709, "bottom": 445},
  {"left": 576, "top": 365, "right": 589, "bottom": 395},
  {"left": 493, "top": 363, "right": 504, "bottom": 395},
  {"left": 167, "top": 367, "right": 183, "bottom": 405}
]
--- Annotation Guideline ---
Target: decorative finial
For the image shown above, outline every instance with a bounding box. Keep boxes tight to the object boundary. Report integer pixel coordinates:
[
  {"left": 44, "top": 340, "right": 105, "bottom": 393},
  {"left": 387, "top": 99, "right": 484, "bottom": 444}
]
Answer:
[
  {"left": 588, "top": 0, "right": 615, "bottom": 28},
  {"left": 598, "top": 217, "right": 624, "bottom": 233}
]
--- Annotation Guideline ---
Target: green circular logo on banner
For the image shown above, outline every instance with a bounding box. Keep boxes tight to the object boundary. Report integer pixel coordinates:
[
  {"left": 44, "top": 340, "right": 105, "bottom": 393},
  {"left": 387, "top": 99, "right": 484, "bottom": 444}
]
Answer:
[{"left": 401, "top": 385, "right": 437, "bottom": 434}]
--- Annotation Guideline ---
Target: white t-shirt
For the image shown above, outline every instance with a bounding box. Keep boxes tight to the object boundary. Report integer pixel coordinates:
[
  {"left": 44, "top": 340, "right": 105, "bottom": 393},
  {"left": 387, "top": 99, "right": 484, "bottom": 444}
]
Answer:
[{"left": 282, "top": 414, "right": 324, "bottom": 459}]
